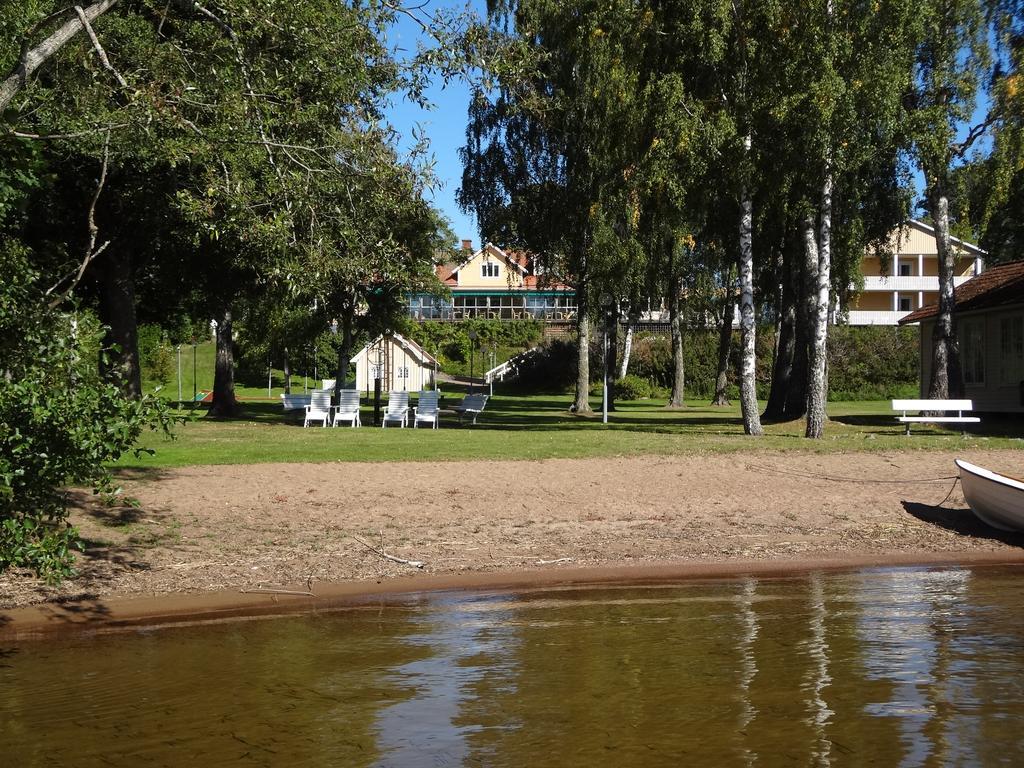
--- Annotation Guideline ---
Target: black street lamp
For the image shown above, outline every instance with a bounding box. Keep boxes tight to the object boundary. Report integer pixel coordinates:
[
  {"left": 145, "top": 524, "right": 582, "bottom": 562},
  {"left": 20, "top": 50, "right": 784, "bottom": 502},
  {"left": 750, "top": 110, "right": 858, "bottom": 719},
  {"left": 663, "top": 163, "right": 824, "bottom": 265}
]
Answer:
[{"left": 600, "top": 294, "right": 615, "bottom": 424}]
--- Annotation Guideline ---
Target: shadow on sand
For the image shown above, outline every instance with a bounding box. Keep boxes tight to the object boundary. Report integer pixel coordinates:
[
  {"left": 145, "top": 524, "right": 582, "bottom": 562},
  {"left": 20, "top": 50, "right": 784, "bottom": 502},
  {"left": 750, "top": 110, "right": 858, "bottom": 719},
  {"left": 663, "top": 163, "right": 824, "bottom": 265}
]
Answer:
[{"left": 902, "top": 500, "right": 1024, "bottom": 548}]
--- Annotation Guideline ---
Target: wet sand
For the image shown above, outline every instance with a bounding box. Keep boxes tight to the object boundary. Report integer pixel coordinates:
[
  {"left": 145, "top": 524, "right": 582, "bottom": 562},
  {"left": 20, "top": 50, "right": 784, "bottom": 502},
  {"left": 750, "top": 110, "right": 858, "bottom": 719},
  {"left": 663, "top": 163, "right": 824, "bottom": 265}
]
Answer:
[{"left": 2, "top": 449, "right": 1023, "bottom": 637}]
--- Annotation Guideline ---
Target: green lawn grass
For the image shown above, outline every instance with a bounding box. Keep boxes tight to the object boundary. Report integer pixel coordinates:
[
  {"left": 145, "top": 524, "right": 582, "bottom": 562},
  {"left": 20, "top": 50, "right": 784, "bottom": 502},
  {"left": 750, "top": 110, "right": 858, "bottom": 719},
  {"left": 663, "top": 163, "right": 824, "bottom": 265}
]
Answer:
[{"left": 119, "top": 385, "right": 1024, "bottom": 470}]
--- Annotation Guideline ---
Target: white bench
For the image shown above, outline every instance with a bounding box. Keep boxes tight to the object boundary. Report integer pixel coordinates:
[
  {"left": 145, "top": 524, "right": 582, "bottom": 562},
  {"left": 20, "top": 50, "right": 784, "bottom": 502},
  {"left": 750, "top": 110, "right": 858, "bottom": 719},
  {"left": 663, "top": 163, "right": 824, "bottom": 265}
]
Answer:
[
  {"left": 281, "top": 393, "right": 312, "bottom": 411},
  {"left": 891, "top": 399, "right": 980, "bottom": 435},
  {"left": 453, "top": 393, "right": 488, "bottom": 425}
]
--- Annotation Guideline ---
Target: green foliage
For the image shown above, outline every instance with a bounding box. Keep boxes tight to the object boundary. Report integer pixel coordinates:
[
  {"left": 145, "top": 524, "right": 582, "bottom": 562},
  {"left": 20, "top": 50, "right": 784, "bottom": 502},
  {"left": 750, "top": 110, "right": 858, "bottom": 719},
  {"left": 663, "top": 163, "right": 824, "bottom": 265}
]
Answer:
[
  {"left": 403, "top": 320, "right": 543, "bottom": 374},
  {"left": 614, "top": 374, "right": 654, "bottom": 400},
  {"left": 826, "top": 326, "right": 920, "bottom": 400},
  {"left": 0, "top": 251, "right": 178, "bottom": 582}
]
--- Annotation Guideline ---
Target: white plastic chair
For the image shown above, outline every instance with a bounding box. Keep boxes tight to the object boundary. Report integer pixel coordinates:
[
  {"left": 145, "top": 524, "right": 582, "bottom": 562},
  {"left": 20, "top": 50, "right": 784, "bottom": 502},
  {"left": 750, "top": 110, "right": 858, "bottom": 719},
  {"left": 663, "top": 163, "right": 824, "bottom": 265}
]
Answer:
[
  {"left": 303, "top": 389, "right": 332, "bottom": 427},
  {"left": 333, "top": 390, "right": 362, "bottom": 427},
  {"left": 413, "top": 391, "right": 440, "bottom": 429},
  {"left": 381, "top": 392, "right": 409, "bottom": 428}
]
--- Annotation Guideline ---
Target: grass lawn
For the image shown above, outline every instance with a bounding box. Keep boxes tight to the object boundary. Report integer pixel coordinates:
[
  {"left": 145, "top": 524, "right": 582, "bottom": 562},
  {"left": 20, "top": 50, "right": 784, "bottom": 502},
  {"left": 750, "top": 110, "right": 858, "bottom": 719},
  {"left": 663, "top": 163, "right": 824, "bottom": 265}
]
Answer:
[{"left": 119, "top": 385, "right": 1024, "bottom": 470}]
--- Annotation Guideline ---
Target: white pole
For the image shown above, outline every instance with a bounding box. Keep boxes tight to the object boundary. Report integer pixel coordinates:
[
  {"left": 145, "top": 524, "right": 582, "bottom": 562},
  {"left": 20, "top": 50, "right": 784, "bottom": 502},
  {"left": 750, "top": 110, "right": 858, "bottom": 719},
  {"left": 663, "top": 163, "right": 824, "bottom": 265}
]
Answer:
[
  {"left": 267, "top": 360, "right": 272, "bottom": 397},
  {"left": 176, "top": 345, "right": 182, "bottom": 404}
]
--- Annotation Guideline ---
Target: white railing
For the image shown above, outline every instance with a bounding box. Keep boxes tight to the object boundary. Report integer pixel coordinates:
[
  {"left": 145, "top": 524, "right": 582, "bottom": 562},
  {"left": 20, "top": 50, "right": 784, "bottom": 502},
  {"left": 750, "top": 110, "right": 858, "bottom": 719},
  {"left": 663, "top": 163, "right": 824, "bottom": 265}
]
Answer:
[
  {"left": 860, "top": 275, "right": 974, "bottom": 292},
  {"left": 484, "top": 347, "right": 541, "bottom": 384},
  {"left": 845, "top": 310, "right": 914, "bottom": 326}
]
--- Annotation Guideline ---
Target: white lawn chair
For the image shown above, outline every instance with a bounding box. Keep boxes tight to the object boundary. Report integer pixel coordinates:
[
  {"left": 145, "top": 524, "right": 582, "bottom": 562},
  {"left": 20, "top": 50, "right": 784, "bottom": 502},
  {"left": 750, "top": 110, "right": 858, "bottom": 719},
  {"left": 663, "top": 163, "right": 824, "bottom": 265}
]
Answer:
[
  {"left": 333, "top": 389, "right": 361, "bottom": 427},
  {"left": 381, "top": 392, "right": 409, "bottom": 428},
  {"left": 413, "top": 390, "right": 440, "bottom": 429},
  {"left": 303, "top": 389, "right": 332, "bottom": 427}
]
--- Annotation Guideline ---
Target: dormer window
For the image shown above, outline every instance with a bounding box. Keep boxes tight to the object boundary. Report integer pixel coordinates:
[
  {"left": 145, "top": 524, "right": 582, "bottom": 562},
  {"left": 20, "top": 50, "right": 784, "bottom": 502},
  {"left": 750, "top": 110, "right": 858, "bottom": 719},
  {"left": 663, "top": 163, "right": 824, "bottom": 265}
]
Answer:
[{"left": 481, "top": 261, "right": 499, "bottom": 278}]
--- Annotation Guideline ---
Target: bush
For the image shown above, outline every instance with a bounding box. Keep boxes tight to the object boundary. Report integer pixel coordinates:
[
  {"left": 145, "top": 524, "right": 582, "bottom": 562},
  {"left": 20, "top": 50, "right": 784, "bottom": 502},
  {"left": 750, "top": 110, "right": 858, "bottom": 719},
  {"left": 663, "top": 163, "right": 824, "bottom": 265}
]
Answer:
[
  {"left": 614, "top": 374, "right": 654, "bottom": 400},
  {"left": 1, "top": 251, "right": 178, "bottom": 583}
]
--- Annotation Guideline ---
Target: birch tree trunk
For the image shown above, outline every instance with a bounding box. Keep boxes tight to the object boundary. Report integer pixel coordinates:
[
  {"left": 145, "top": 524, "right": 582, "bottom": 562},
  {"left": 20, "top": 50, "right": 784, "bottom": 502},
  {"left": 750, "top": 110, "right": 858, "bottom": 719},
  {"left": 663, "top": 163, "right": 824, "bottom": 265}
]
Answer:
[
  {"left": 668, "top": 277, "right": 686, "bottom": 407},
  {"left": 619, "top": 314, "right": 635, "bottom": 380},
  {"left": 573, "top": 291, "right": 591, "bottom": 413},
  {"left": 806, "top": 173, "right": 833, "bottom": 438},
  {"left": 786, "top": 226, "right": 816, "bottom": 418},
  {"left": 210, "top": 306, "right": 239, "bottom": 418},
  {"left": 926, "top": 186, "right": 964, "bottom": 400},
  {"left": 97, "top": 247, "right": 142, "bottom": 399},
  {"left": 1, "top": 0, "right": 121, "bottom": 112},
  {"left": 738, "top": 136, "right": 763, "bottom": 435},
  {"left": 764, "top": 250, "right": 796, "bottom": 419},
  {"left": 712, "top": 289, "right": 734, "bottom": 406}
]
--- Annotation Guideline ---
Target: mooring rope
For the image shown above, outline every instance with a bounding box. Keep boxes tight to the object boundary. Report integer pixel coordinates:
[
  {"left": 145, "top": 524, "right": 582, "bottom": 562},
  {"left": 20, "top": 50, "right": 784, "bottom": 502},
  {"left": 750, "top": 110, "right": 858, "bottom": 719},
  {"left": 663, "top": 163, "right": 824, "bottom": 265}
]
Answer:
[{"left": 744, "top": 463, "right": 958, "bottom": 485}]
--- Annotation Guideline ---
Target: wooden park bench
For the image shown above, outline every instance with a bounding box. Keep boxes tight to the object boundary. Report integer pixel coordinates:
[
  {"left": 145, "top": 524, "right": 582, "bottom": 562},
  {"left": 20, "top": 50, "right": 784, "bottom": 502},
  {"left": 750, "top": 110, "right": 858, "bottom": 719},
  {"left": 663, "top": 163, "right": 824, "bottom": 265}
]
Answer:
[{"left": 891, "top": 399, "right": 980, "bottom": 436}]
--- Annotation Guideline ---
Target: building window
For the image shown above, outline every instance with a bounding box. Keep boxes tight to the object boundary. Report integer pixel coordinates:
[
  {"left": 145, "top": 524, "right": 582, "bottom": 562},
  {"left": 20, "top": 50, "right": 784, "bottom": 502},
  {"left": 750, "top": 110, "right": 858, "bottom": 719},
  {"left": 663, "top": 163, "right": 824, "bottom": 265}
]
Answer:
[
  {"left": 962, "top": 319, "right": 985, "bottom": 386},
  {"left": 898, "top": 263, "right": 912, "bottom": 277},
  {"left": 397, "top": 366, "right": 409, "bottom": 379},
  {"left": 898, "top": 296, "right": 912, "bottom": 312},
  {"left": 999, "top": 315, "right": 1024, "bottom": 386},
  {"left": 481, "top": 261, "right": 499, "bottom": 278}
]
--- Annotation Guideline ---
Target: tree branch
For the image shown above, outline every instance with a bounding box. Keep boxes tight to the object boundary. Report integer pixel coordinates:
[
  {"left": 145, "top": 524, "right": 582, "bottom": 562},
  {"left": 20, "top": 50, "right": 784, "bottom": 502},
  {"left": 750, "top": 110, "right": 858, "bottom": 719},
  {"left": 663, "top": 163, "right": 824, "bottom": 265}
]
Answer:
[
  {"left": 46, "top": 130, "right": 112, "bottom": 308},
  {"left": 1, "top": 0, "right": 121, "bottom": 112},
  {"left": 74, "top": 4, "right": 129, "bottom": 89},
  {"left": 952, "top": 112, "right": 999, "bottom": 159}
]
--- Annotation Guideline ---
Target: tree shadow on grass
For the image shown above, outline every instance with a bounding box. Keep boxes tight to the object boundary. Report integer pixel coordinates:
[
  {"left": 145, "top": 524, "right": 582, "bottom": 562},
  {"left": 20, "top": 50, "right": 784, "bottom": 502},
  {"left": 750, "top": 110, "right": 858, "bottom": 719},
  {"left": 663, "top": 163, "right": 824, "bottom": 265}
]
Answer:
[{"left": 902, "top": 500, "right": 1024, "bottom": 548}]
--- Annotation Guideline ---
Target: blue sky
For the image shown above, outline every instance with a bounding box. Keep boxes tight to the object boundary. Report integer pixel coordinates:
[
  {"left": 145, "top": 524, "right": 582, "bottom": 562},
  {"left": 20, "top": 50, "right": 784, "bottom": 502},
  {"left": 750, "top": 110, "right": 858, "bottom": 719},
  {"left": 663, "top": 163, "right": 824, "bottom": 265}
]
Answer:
[{"left": 385, "top": 2, "right": 485, "bottom": 247}]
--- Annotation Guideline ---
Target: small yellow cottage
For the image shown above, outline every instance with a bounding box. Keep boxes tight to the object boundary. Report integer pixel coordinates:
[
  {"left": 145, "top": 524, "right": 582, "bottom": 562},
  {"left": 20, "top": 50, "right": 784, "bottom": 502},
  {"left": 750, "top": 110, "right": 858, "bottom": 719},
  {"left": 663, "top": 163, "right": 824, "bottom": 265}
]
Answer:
[{"left": 351, "top": 333, "right": 438, "bottom": 393}]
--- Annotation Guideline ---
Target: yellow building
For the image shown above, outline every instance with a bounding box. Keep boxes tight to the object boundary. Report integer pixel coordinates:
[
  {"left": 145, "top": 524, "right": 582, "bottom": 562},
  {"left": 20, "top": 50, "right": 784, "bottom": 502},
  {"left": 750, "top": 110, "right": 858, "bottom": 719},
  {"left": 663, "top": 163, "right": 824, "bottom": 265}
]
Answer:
[
  {"left": 848, "top": 220, "right": 984, "bottom": 325},
  {"left": 408, "top": 241, "right": 577, "bottom": 321}
]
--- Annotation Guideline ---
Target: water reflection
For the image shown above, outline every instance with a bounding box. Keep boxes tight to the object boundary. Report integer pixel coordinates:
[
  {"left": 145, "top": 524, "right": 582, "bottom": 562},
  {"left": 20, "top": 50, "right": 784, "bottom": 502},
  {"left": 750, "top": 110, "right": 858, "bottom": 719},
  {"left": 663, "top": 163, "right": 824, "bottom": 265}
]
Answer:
[{"left": 3, "top": 566, "right": 1024, "bottom": 766}]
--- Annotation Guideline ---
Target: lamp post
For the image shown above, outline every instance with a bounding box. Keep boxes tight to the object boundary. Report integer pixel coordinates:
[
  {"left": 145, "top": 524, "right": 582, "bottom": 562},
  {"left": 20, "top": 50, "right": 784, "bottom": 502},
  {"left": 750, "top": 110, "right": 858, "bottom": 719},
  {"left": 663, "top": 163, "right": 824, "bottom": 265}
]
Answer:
[
  {"left": 600, "top": 294, "right": 614, "bottom": 424},
  {"left": 176, "top": 345, "right": 182, "bottom": 405},
  {"left": 488, "top": 342, "right": 497, "bottom": 396},
  {"left": 373, "top": 343, "right": 383, "bottom": 426},
  {"left": 467, "top": 328, "right": 478, "bottom": 393},
  {"left": 192, "top": 342, "right": 197, "bottom": 405}
]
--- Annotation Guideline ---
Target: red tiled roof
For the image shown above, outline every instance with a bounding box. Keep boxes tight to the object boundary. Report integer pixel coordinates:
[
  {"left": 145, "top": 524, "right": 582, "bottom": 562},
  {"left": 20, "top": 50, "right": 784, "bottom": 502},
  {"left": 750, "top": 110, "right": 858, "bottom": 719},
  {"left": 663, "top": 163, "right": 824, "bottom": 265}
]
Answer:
[
  {"left": 435, "top": 247, "right": 571, "bottom": 291},
  {"left": 899, "top": 260, "right": 1024, "bottom": 325}
]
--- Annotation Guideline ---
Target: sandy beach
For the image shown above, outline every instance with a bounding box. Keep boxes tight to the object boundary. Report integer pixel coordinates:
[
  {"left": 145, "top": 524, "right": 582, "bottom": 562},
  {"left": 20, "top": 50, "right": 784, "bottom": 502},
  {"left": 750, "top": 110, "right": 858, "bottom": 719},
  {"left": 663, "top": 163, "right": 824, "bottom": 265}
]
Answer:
[{"left": 2, "top": 448, "right": 1023, "bottom": 633}]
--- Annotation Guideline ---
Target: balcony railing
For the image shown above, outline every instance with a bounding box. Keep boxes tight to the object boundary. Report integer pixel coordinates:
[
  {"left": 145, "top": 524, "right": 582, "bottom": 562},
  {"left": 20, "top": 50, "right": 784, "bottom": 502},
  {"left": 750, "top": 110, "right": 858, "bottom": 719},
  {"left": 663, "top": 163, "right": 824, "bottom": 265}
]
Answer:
[
  {"left": 845, "top": 310, "right": 914, "bottom": 326},
  {"left": 860, "top": 275, "right": 973, "bottom": 292}
]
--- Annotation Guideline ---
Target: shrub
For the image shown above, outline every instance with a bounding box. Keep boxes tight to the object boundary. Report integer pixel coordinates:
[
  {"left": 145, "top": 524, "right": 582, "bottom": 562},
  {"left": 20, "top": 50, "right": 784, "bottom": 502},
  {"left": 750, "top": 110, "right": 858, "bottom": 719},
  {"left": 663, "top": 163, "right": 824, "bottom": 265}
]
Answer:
[
  {"left": 614, "top": 374, "right": 654, "bottom": 400},
  {"left": 1, "top": 251, "right": 178, "bottom": 583}
]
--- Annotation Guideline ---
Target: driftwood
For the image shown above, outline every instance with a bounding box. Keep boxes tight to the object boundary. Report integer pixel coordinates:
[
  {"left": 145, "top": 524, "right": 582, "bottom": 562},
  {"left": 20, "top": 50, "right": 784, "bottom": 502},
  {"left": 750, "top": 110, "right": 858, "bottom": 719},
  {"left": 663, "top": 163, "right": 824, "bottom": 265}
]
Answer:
[
  {"left": 535, "top": 557, "right": 573, "bottom": 565},
  {"left": 353, "top": 532, "right": 425, "bottom": 569}
]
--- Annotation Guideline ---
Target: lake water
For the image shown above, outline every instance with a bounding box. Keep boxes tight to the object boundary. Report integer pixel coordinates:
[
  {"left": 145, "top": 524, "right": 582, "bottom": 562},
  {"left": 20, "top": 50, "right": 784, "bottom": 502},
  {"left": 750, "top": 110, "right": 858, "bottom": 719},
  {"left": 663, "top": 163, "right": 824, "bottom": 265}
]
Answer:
[{"left": 3, "top": 565, "right": 1024, "bottom": 766}]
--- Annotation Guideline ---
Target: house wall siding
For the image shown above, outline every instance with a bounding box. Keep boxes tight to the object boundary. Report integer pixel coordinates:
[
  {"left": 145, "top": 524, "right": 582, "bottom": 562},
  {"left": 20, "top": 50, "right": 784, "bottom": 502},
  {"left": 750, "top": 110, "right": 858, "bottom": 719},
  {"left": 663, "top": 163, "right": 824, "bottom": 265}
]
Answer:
[{"left": 918, "top": 306, "right": 1024, "bottom": 413}]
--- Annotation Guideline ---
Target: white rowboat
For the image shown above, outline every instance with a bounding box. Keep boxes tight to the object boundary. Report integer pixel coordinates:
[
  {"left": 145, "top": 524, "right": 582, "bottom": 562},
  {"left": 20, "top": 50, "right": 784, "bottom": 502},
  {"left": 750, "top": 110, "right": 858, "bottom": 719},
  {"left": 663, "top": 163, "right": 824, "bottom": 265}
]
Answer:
[{"left": 955, "top": 459, "right": 1024, "bottom": 533}]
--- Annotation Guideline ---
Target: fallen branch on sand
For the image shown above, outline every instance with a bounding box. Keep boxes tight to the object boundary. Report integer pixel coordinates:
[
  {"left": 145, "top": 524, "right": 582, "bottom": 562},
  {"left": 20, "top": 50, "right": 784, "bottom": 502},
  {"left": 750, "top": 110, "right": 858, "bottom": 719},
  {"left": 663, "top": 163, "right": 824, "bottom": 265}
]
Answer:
[
  {"left": 535, "top": 557, "right": 574, "bottom": 565},
  {"left": 239, "top": 587, "right": 316, "bottom": 597},
  {"left": 239, "top": 577, "right": 316, "bottom": 597},
  {"left": 353, "top": 532, "right": 425, "bottom": 569}
]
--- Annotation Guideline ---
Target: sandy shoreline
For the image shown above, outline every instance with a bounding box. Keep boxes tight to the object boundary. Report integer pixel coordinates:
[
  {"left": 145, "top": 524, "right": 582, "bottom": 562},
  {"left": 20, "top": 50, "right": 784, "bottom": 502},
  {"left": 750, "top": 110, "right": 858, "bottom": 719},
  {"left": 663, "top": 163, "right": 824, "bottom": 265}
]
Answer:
[{"left": 2, "top": 449, "right": 1023, "bottom": 636}]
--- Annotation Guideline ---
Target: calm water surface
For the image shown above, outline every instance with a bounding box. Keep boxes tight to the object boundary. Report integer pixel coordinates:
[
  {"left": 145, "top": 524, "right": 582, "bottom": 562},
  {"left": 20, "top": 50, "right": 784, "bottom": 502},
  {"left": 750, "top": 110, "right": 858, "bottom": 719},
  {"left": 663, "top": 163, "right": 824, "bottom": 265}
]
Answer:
[{"left": 3, "top": 566, "right": 1024, "bottom": 766}]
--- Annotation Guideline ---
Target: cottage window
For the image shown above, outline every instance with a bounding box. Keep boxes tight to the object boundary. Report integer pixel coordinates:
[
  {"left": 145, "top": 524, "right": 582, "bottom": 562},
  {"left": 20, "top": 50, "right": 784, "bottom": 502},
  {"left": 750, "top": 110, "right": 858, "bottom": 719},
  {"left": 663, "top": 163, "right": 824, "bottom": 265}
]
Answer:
[
  {"left": 899, "top": 263, "right": 911, "bottom": 277},
  {"left": 962, "top": 319, "right": 985, "bottom": 386},
  {"left": 397, "top": 366, "right": 409, "bottom": 379},
  {"left": 999, "top": 315, "right": 1024, "bottom": 386},
  {"left": 481, "top": 261, "right": 499, "bottom": 278},
  {"left": 898, "top": 295, "right": 912, "bottom": 312}
]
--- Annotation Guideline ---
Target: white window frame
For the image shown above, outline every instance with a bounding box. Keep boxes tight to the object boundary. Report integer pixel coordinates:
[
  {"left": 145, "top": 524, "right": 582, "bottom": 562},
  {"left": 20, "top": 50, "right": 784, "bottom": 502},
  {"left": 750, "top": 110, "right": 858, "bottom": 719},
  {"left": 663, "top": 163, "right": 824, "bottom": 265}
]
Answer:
[{"left": 481, "top": 261, "right": 499, "bottom": 278}]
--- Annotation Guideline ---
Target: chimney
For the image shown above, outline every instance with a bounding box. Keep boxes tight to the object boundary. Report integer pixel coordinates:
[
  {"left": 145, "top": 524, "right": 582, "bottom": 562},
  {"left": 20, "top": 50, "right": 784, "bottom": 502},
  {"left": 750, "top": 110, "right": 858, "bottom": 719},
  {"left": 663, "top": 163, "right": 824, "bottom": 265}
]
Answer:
[{"left": 461, "top": 239, "right": 473, "bottom": 251}]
